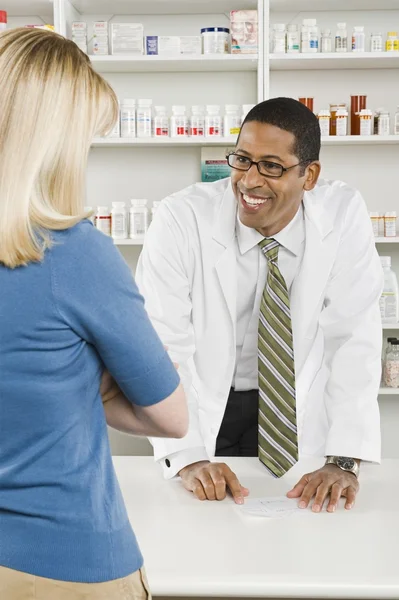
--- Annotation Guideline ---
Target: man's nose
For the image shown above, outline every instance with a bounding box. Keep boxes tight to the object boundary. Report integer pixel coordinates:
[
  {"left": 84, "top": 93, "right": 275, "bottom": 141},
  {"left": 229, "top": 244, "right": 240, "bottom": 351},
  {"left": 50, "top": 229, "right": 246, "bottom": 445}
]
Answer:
[{"left": 241, "top": 163, "right": 265, "bottom": 189}]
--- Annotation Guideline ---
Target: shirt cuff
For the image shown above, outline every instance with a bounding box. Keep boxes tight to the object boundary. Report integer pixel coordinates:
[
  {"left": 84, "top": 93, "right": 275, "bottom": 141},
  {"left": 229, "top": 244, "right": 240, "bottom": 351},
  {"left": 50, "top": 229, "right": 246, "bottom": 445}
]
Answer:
[{"left": 158, "top": 447, "right": 210, "bottom": 479}]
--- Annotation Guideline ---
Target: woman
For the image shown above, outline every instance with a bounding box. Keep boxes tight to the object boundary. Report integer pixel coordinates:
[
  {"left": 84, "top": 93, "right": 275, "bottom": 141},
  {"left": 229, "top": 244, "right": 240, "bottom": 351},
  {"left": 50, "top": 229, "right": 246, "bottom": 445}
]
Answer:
[{"left": 0, "top": 28, "right": 188, "bottom": 599}]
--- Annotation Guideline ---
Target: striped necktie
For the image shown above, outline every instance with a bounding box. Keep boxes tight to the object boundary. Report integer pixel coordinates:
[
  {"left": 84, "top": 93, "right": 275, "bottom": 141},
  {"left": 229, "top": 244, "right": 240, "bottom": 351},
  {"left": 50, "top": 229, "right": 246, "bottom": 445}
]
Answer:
[{"left": 258, "top": 238, "right": 298, "bottom": 478}]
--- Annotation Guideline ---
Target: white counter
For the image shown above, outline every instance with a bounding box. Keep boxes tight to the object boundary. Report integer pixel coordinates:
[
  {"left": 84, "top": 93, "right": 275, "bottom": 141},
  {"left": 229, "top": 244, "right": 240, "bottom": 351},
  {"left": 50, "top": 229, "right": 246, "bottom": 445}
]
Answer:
[{"left": 113, "top": 456, "right": 399, "bottom": 599}]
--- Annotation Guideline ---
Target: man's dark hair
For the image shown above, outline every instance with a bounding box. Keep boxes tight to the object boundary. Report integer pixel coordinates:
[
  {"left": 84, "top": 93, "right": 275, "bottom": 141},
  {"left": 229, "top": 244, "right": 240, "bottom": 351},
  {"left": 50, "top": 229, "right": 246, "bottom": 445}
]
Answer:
[{"left": 242, "top": 97, "right": 321, "bottom": 173}]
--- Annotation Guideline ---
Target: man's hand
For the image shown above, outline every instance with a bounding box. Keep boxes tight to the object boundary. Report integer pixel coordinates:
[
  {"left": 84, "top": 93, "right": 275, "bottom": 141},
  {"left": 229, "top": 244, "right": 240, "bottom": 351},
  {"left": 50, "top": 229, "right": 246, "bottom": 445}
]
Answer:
[
  {"left": 179, "top": 461, "right": 250, "bottom": 505},
  {"left": 287, "top": 464, "right": 359, "bottom": 513}
]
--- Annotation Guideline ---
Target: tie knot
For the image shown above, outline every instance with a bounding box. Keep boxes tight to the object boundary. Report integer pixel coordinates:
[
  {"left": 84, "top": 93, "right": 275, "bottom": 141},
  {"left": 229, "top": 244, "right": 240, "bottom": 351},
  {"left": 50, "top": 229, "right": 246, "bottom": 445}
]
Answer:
[{"left": 258, "top": 238, "right": 279, "bottom": 263}]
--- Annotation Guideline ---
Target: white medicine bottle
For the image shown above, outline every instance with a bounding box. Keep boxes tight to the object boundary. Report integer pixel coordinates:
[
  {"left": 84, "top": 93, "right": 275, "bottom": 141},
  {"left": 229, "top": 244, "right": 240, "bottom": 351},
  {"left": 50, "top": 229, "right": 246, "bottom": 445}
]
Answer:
[
  {"left": 111, "top": 202, "right": 127, "bottom": 239},
  {"left": 154, "top": 106, "right": 169, "bottom": 137},
  {"left": 223, "top": 105, "right": 241, "bottom": 137},
  {"left": 335, "top": 22, "right": 348, "bottom": 52},
  {"left": 137, "top": 99, "right": 152, "bottom": 138},
  {"left": 205, "top": 105, "right": 222, "bottom": 137},
  {"left": 380, "top": 256, "right": 399, "bottom": 324},
  {"left": 241, "top": 104, "right": 255, "bottom": 125},
  {"left": 120, "top": 99, "right": 136, "bottom": 138},
  {"left": 129, "top": 199, "right": 149, "bottom": 238},
  {"left": 96, "top": 206, "right": 111, "bottom": 236},
  {"left": 171, "top": 105, "right": 188, "bottom": 137},
  {"left": 190, "top": 105, "right": 205, "bottom": 136}
]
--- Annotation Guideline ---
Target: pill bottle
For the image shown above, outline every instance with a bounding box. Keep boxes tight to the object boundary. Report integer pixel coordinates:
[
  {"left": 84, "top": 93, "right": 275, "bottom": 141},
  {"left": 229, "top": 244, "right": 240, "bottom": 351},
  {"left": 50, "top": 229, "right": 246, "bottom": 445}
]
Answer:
[
  {"left": 369, "top": 212, "right": 379, "bottom": 237},
  {"left": 224, "top": 104, "right": 241, "bottom": 137},
  {"left": 241, "top": 104, "right": 255, "bottom": 124},
  {"left": 370, "top": 33, "right": 383, "bottom": 52},
  {"left": 386, "top": 31, "right": 399, "bottom": 52},
  {"left": 335, "top": 22, "right": 348, "bottom": 52},
  {"left": 201, "top": 27, "right": 230, "bottom": 54},
  {"left": 154, "top": 106, "right": 169, "bottom": 137},
  {"left": 286, "top": 24, "right": 299, "bottom": 53},
  {"left": 350, "top": 95, "right": 367, "bottom": 135},
  {"left": 336, "top": 108, "right": 348, "bottom": 136},
  {"left": 317, "top": 110, "right": 330, "bottom": 136},
  {"left": 298, "top": 97, "right": 314, "bottom": 112},
  {"left": 380, "top": 256, "right": 399, "bottom": 324},
  {"left": 329, "top": 103, "right": 346, "bottom": 135},
  {"left": 359, "top": 109, "right": 373, "bottom": 136},
  {"left": 378, "top": 110, "right": 390, "bottom": 135},
  {"left": 384, "top": 341, "right": 399, "bottom": 387},
  {"left": 378, "top": 213, "right": 385, "bottom": 236},
  {"left": 190, "top": 105, "right": 205, "bottom": 136},
  {"left": 111, "top": 202, "right": 128, "bottom": 239},
  {"left": 205, "top": 105, "right": 222, "bottom": 137},
  {"left": 309, "top": 25, "right": 319, "bottom": 52},
  {"left": 129, "top": 199, "right": 149, "bottom": 238},
  {"left": 272, "top": 24, "right": 286, "bottom": 54},
  {"left": 301, "top": 19, "right": 314, "bottom": 53},
  {"left": 171, "top": 105, "right": 188, "bottom": 137},
  {"left": 96, "top": 206, "right": 111, "bottom": 236},
  {"left": 321, "top": 29, "right": 332, "bottom": 53},
  {"left": 151, "top": 201, "right": 161, "bottom": 221},
  {"left": 0, "top": 11, "right": 7, "bottom": 32},
  {"left": 120, "top": 99, "right": 136, "bottom": 138},
  {"left": 352, "top": 26, "right": 365, "bottom": 52},
  {"left": 384, "top": 212, "right": 397, "bottom": 238},
  {"left": 137, "top": 99, "right": 152, "bottom": 138}
]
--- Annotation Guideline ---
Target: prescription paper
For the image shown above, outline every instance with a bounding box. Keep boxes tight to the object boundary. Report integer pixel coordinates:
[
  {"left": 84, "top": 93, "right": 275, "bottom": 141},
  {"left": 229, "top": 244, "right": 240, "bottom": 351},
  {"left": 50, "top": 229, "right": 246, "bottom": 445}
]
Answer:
[{"left": 240, "top": 496, "right": 305, "bottom": 518}]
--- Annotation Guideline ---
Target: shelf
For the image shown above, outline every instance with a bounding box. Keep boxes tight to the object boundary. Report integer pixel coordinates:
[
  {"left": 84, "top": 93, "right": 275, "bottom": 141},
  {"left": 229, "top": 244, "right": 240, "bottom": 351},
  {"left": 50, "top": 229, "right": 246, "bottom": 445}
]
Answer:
[
  {"left": 90, "top": 54, "right": 258, "bottom": 74},
  {"left": 375, "top": 237, "right": 399, "bottom": 243},
  {"left": 322, "top": 136, "right": 399, "bottom": 146},
  {"left": 383, "top": 323, "right": 399, "bottom": 329},
  {"left": 92, "top": 137, "right": 237, "bottom": 147},
  {"left": 379, "top": 387, "right": 399, "bottom": 395},
  {"left": 270, "top": 0, "right": 399, "bottom": 11},
  {"left": 92, "top": 136, "right": 399, "bottom": 148},
  {"left": 69, "top": 0, "right": 257, "bottom": 14},
  {"left": 270, "top": 53, "right": 399, "bottom": 71},
  {"left": 2, "top": 0, "right": 52, "bottom": 15},
  {"left": 113, "top": 238, "right": 145, "bottom": 246}
]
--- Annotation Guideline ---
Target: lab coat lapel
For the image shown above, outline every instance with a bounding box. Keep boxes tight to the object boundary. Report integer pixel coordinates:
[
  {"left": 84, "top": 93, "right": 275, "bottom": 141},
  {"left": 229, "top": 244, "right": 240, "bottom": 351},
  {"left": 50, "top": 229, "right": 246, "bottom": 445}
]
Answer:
[
  {"left": 213, "top": 183, "right": 237, "bottom": 329},
  {"left": 290, "top": 194, "right": 335, "bottom": 375}
]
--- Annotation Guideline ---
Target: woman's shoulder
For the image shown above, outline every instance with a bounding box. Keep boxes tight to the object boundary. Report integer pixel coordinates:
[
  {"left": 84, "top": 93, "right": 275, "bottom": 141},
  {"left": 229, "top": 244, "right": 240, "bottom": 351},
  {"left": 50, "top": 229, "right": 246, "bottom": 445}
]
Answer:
[{"left": 51, "top": 219, "right": 115, "bottom": 256}]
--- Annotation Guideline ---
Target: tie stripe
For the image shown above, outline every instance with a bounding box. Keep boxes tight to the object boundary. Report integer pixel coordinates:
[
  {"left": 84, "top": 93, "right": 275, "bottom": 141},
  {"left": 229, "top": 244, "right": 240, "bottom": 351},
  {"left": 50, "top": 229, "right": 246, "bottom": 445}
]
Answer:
[{"left": 258, "top": 238, "right": 298, "bottom": 478}]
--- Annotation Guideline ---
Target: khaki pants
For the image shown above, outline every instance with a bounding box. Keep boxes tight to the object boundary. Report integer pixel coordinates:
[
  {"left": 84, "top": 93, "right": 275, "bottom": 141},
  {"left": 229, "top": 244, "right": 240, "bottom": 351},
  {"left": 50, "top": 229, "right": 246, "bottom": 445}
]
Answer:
[{"left": 0, "top": 565, "right": 151, "bottom": 599}]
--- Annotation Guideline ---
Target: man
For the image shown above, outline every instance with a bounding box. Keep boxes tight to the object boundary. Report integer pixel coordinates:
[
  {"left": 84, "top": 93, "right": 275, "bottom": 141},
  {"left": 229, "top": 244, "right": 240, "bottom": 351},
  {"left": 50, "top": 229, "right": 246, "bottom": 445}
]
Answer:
[{"left": 136, "top": 97, "right": 383, "bottom": 513}]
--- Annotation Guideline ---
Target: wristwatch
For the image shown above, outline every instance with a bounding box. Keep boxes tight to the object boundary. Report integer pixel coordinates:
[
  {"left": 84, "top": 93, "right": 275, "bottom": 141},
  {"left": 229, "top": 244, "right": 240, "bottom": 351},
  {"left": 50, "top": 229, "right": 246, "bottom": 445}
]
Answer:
[{"left": 325, "top": 456, "right": 359, "bottom": 478}]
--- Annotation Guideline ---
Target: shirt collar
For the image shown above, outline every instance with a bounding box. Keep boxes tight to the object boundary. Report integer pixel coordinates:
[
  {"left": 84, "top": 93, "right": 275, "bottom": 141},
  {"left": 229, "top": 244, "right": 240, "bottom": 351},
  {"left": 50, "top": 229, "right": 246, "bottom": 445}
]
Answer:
[{"left": 236, "top": 203, "right": 305, "bottom": 257}]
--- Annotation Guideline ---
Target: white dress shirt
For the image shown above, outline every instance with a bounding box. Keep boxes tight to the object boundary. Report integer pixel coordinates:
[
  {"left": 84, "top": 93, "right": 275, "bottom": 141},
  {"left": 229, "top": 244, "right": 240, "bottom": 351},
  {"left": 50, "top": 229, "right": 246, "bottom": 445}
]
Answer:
[{"left": 233, "top": 203, "right": 305, "bottom": 391}]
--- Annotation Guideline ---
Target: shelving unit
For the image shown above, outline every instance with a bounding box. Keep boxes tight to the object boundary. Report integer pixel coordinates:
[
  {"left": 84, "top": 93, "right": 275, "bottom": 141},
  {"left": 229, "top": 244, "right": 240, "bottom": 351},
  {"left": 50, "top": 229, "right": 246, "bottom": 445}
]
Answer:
[
  {"left": 379, "top": 387, "right": 399, "bottom": 395},
  {"left": 113, "top": 238, "right": 145, "bottom": 246},
  {"left": 270, "top": 53, "right": 399, "bottom": 71},
  {"left": 90, "top": 54, "right": 259, "bottom": 74},
  {"left": 92, "top": 137, "right": 238, "bottom": 148}
]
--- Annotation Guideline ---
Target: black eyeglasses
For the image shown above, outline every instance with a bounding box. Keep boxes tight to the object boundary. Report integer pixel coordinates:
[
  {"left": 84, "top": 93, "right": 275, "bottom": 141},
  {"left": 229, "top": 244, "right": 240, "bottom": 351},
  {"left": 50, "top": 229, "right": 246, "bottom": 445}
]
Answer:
[{"left": 226, "top": 152, "right": 312, "bottom": 179}]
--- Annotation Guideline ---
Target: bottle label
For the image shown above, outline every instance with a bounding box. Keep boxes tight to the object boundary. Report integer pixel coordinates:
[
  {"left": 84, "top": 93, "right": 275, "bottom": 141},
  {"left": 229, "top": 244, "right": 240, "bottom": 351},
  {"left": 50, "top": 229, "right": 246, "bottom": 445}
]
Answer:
[{"left": 380, "top": 292, "right": 398, "bottom": 320}]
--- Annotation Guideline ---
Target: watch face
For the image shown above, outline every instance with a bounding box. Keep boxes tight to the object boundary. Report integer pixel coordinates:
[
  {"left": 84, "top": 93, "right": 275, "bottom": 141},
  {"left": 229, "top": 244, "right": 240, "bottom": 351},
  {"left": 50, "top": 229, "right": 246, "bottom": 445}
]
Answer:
[{"left": 337, "top": 456, "right": 355, "bottom": 470}]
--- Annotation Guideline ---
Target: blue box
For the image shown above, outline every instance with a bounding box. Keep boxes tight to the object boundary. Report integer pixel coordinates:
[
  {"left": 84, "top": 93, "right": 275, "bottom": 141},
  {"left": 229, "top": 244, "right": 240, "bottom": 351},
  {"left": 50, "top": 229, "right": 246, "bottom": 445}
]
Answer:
[{"left": 146, "top": 35, "right": 158, "bottom": 55}]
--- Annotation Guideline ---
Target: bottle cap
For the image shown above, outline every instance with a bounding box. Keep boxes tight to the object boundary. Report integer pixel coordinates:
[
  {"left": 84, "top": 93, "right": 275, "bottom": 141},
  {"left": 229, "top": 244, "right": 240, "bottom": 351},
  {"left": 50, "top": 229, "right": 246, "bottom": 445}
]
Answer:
[
  {"left": 121, "top": 99, "right": 136, "bottom": 106},
  {"left": 155, "top": 105, "right": 167, "bottom": 113},
  {"left": 201, "top": 27, "right": 230, "bottom": 34},
  {"left": 388, "top": 337, "right": 397, "bottom": 342},
  {"left": 192, "top": 105, "right": 205, "bottom": 113},
  {"left": 337, "top": 23, "right": 347, "bottom": 28},
  {"left": 388, "top": 32, "right": 398, "bottom": 36},
  {"left": 206, "top": 105, "right": 220, "bottom": 113},
  {"left": 225, "top": 104, "right": 240, "bottom": 112},
  {"left": 172, "top": 105, "right": 186, "bottom": 114},
  {"left": 138, "top": 99, "right": 152, "bottom": 106},
  {"left": 112, "top": 202, "right": 126, "bottom": 207}
]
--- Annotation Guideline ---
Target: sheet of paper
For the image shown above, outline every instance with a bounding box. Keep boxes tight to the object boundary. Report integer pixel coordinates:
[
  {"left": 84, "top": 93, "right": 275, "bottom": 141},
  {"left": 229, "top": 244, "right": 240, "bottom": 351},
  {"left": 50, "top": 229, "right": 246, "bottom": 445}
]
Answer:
[{"left": 239, "top": 496, "right": 305, "bottom": 518}]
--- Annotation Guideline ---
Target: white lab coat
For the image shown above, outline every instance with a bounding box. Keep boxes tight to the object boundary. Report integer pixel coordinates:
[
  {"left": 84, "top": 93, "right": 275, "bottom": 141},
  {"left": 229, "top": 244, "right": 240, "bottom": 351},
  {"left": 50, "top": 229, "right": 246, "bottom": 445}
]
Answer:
[{"left": 136, "top": 177, "right": 383, "bottom": 478}]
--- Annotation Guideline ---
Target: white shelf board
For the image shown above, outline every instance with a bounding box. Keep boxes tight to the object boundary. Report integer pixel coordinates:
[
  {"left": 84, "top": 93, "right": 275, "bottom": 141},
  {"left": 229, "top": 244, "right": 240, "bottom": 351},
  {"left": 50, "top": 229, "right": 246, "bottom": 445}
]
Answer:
[
  {"left": 383, "top": 323, "right": 399, "bottom": 329},
  {"left": 270, "top": 53, "right": 399, "bottom": 71},
  {"left": 375, "top": 237, "right": 399, "bottom": 243},
  {"left": 322, "top": 136, "right": 399, "bottom": 146},
  {"left": 70, "top": 0, "right": 257, "bottom": 14},
  {"left": 90, "top": 54, "right": 258, "bottom": 74},
  {"left": 2, "top": 0, "right": 52, "bottom": 15},
  {"left": 379, "top": 387, "right": 399, "bottom": 395},
  {"left": 114, "top": 238, "right": 144, "bottom": 246},
  {"left": 92, "top": 137, "right": 237, "bottom": 147},
  {"left": 270, "top": 0, "right": 399, "bottom": 11}
]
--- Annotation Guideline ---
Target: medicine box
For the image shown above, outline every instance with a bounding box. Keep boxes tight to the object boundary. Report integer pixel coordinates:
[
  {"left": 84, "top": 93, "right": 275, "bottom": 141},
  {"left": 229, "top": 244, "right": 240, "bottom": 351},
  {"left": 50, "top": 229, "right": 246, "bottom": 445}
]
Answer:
[
  {"left": 111, "top": 23, "right": 144, "bottom": 55},
  {"left": 230, "top": 10, "right": 258, "bottom": 54},
  {"left": 158, "top": 36, "right": 181, "bottom": 55},
  {"left": 180, "top": 36, "right": 202, "bottom": 55},
  {"left": 93, "top": 21, "right": 108, "bottom": 34},
  {"left": 145, "top": 35, "right": 158, "bottom": 55}
]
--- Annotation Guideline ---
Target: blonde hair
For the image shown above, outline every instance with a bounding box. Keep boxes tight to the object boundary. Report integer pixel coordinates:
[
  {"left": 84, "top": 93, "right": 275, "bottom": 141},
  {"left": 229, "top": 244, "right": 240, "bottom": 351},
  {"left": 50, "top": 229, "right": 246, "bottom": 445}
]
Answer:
[{"left": 0, "top": 28, "right": 118, "bottom": 268}]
